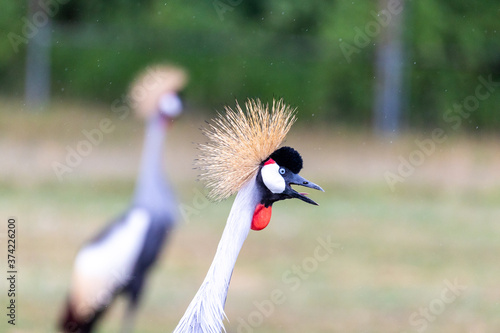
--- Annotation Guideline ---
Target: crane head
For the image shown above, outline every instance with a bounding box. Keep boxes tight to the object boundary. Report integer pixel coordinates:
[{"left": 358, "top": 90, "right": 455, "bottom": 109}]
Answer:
[
  {"left": 194, "top": 99, "right": 323, "bottom": 231},
  {"left": 252, "top": 146, "right": 323, "bottom": 230},
  {"left": 129, "top": 64, "right": 188, "bottom": 120}
]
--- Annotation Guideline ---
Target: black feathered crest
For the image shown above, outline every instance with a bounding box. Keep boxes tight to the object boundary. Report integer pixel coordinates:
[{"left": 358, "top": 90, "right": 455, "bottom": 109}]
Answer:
[{"left": 268, "top": 146, "right": 303, "bottom": 174}]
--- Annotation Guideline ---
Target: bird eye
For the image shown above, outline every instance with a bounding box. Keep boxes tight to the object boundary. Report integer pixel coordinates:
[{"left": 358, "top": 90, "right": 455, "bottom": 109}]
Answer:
[{"left": 279, "top": 167, "right": 286, "bottom": 175}]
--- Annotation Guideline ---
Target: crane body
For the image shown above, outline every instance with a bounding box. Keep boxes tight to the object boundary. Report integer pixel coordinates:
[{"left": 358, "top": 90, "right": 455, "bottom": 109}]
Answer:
[{"left": 60, "top": 66, "right": 187, "bottom": 333}]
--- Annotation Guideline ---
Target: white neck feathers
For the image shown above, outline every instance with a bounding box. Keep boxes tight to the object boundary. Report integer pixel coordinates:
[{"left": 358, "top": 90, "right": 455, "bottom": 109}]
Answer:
[{"left": 174, "top": 177, "right": 259, "bottom": 333}]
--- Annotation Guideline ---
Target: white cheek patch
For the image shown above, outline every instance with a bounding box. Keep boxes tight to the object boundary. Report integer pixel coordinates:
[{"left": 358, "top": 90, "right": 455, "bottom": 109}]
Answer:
[
  {"left": 261, "top": 163, "right": 286, "bottom": 193},
  {"left": 159, "top": 93, "right": 182, "bottom": 118}
]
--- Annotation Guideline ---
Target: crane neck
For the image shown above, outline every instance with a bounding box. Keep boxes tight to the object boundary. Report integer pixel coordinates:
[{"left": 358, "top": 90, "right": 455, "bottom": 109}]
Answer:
[
  {"left": 208, "top": 177, "right": 259, "bottom": 300},
  {"left": 133, "top": 114, "right": 172, "bottom": 211},
  {"left": 173, "top": 177, "right": 260, "bottom": 333}
]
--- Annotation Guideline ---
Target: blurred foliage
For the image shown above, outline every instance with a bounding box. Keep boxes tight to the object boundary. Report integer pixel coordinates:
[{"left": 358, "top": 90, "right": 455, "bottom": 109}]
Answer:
[{"left": 1, "top": 0, "right": 499, "bottom": 130}]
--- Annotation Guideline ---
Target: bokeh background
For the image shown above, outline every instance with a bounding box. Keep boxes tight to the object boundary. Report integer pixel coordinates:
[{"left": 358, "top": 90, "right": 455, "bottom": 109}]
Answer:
[{"left": 2, "top": 1, "right": 500, "bottom": 332}]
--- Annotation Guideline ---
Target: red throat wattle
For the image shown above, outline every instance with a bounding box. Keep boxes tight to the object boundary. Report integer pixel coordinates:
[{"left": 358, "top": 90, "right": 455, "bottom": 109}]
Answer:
[{"left": 251, "top": 203, "right": 272, "bottom": 231}]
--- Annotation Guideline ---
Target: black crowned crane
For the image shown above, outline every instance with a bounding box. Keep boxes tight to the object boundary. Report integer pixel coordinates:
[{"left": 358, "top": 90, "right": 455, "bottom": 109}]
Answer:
[
  {"left": 59, "top": 65, "right": 187, "bottom": 333},
  {"left": 174, "top": 99, "right": 323, "bottom": 333}
]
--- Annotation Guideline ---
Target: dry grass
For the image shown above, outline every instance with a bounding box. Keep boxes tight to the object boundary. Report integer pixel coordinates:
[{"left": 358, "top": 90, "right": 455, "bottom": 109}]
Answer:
[{"left": 1, "top": 98, "right": 500, "bottom": 332}]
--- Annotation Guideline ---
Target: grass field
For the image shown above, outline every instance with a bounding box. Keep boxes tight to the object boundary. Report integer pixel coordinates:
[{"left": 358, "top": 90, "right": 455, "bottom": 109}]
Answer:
[{"left": 2, "top": 99, "right": 500, "bottom": 332}]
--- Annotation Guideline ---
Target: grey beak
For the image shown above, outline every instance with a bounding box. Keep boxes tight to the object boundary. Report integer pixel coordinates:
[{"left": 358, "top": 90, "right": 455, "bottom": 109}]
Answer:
[{"left": 284, "top": 172, "right": 324, "bottom": 205}]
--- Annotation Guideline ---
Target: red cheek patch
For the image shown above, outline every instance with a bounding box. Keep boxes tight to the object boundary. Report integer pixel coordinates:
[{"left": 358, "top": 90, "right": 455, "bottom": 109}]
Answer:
[{"left": 251, "top": 203, "right": 272, "bottom": 231}]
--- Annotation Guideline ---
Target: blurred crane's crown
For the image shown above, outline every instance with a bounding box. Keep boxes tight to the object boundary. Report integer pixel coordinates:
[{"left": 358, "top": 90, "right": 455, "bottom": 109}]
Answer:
[
  {"left": 196, "top": 98, "right": 296, "bottom": 201},
  {"left": 128, "top": 64, "right": 188, "bottom": 119}
]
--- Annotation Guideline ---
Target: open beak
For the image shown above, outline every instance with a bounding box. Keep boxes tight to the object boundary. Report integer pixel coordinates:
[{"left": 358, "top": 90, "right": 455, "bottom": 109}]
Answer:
[{"left": 284, "top": 172, "right": 324, "bottom": 205}]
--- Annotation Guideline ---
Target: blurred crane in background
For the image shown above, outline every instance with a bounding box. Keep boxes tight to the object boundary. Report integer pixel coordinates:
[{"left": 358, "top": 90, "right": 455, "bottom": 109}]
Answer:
[
  {"left": 173, "top": 99, "right": 323, "bottom": 333},
  {"left": 59, "top": 65, "right": 187, "bottom": 333}
]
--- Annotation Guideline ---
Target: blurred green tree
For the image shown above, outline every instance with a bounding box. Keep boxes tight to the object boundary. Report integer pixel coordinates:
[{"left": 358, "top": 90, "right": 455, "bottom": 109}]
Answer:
[{"left": 1, "top": 0, "right": 499, "bottom": 130}]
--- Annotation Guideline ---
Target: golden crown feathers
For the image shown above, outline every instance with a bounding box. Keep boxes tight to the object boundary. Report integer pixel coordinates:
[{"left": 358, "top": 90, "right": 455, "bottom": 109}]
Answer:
[{"left": 196, "top": 98, "right": 296, "bottom": 201}]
